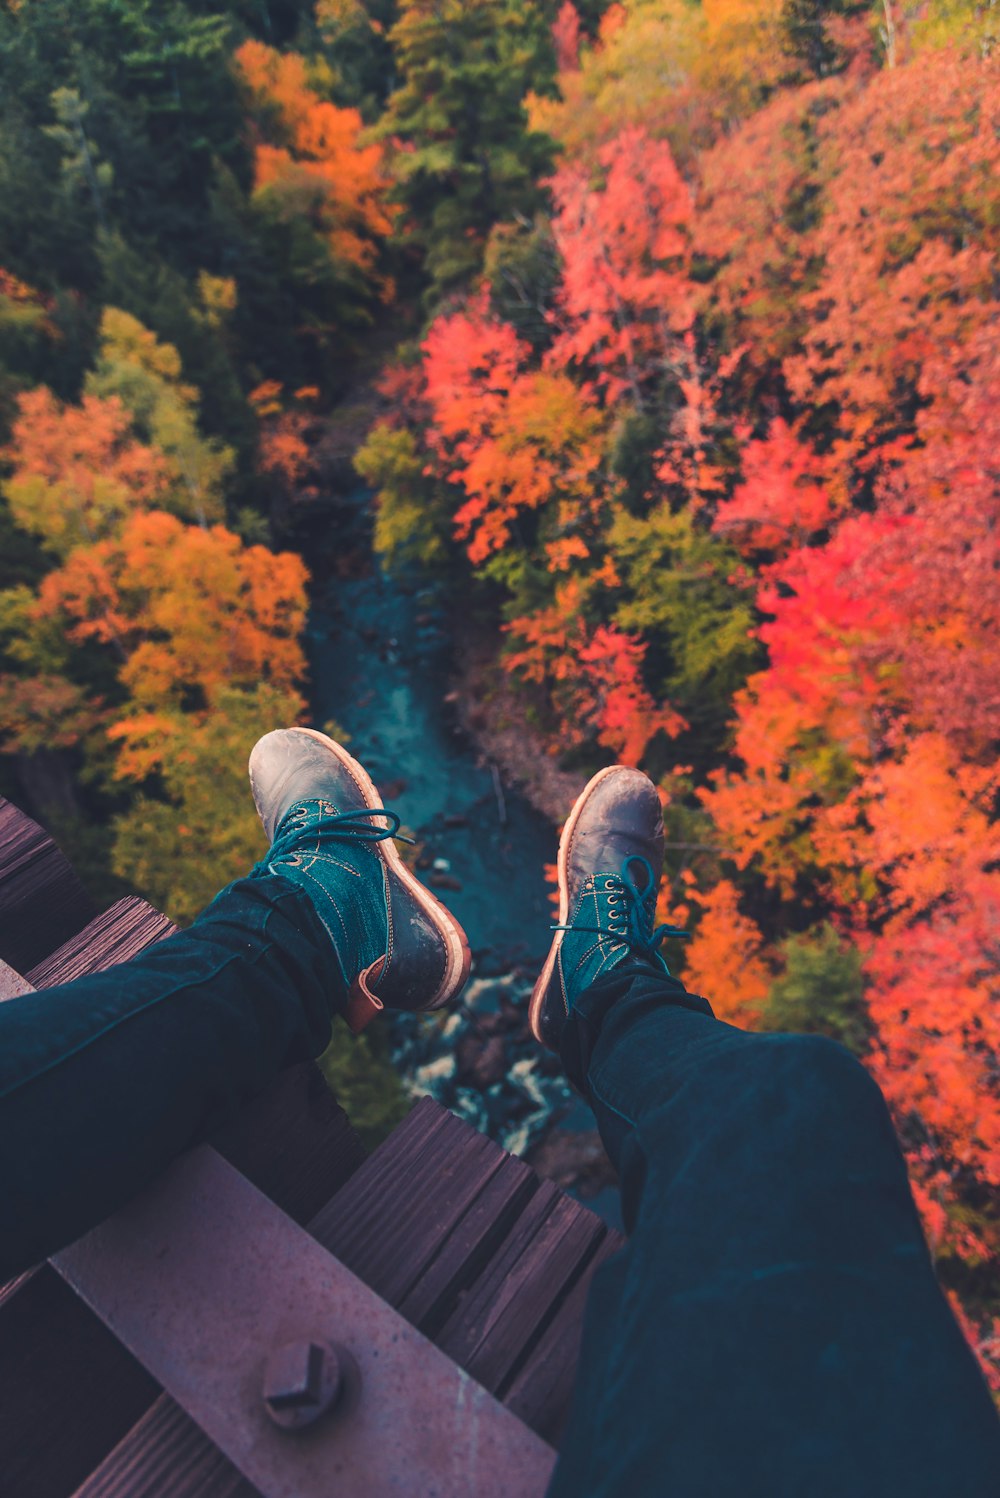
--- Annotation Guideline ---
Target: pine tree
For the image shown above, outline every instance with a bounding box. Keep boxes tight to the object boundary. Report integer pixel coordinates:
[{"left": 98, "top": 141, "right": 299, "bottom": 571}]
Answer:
[{"left": 377, "top": 0, "right": 558, "bottom": 301}]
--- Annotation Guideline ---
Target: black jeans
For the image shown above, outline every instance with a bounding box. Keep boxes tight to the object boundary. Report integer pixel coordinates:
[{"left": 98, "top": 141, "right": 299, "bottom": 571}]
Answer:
[
  {"left": 1, "top": 877, "right": 997, "bottom": 1493},
  {"left": 553, "top": 966, "right": 1000, "bottom": 1496},
  {"left": 0, "top": 874, "right": 334, "bottom": 1273}
]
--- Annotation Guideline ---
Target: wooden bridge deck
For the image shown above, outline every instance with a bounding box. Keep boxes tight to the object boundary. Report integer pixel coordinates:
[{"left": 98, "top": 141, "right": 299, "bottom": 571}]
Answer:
[{"left": 0, "top": 796, "right": 623, "bottom": 1497}]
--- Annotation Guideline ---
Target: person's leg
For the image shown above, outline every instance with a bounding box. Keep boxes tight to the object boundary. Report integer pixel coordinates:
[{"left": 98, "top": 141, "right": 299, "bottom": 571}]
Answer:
[
  {"left": 530, "top": 766, "right": 1000, "bottom": 1497},
  {"left": 0, "top": 727, "right": 470, "bottom": 1279},
  {"left": 549, "top": 968, "right": 1000, "bottom": 1498},
  {"left": 0, "top": 874, "right": 335, "bottom": 1277}
]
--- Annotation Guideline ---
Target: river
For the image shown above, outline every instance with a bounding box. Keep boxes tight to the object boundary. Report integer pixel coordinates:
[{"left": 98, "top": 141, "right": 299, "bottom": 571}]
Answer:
[{"left": 306, "top": 493, "right": 622, "bottom": 1229}]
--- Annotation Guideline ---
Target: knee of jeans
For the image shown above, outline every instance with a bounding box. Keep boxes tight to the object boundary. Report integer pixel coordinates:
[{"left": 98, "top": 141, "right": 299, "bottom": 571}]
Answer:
[{"left": 759, "top": 1032, "right": 887, "bottom": 1129}]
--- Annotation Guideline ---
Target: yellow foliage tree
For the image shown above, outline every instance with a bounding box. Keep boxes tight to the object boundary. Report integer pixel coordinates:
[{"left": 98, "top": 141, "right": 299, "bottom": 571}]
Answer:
[
  {"left": 86, "top": 308, "right": 234, "bottom": 526},
  {"left": 529, "top": 0, "right": 786, "bottom": 167}
]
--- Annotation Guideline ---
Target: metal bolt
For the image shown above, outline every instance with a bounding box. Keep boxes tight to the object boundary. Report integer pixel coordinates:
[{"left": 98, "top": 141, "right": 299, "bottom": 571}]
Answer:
[{"left": 262, "top": 1339, "right": 349, "bottom": 1432}]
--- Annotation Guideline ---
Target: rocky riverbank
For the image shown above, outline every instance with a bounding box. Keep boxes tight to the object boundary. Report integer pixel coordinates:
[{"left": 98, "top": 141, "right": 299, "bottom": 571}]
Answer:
[
  {"left": 386, "top": 973, "right": 620, "bottom": 1220},
  {"left": 449, "top": 636, "right": 584, "bottom": 827}
]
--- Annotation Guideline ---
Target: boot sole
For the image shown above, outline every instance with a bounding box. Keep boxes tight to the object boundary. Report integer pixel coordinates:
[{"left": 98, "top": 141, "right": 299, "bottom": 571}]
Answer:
[
  {"left": 293, "top": 727, "right": 472, "bottom": 1012},
  {"left": 528, "top": 764, "right": 628, "bottom": 1045}
]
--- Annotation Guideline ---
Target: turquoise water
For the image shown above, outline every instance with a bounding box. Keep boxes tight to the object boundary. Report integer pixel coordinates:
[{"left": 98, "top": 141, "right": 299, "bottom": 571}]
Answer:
[{"left": 309, "top": 570, "right": 557, "bottom": 967}]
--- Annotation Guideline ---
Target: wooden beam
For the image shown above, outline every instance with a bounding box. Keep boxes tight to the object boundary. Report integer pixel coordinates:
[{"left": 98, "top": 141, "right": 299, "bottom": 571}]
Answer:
[
  {"left": 0, "top": 798, "right": 95, "bottom": 972},
  {"left": 26, "top": 899, "right": 176, "bottom": 988},
  {"left": 0, "top": 1065, "right": 363, "bottom": 1498},
  {"left": 69, "top": 1101, "right": 622, "bottom": 1496},
  {"left": 55, "top": 1149, "right": 557, "bottom": 1498}
]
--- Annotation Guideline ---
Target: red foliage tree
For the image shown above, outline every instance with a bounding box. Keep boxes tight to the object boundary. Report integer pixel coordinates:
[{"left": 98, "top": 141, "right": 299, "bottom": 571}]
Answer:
[
  {"left": 713, "top": 420, "right": 837, "bottom": 555},
  {"left": 548, "top": 126, "right": 694, "bottom": 400},
  {"left": 422, "top": 300, "right": 610, "bottom": 563}
]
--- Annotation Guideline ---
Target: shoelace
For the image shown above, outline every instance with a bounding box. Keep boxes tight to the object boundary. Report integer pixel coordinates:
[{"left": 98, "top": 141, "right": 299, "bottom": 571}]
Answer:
[
  {"left": 267, "top": 802, "right": 416, "bottom": 869},
  {"left": 551, "top": 854, "right": 688, "bottom": 975}
]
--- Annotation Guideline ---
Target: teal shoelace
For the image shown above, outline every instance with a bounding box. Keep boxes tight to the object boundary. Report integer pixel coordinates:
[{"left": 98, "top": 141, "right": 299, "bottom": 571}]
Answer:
[
  {"left": 551, "top": 854, "right": 689, "bottom": 975},
  {"left": 263, "top": 801, "right": 416, "bottom": 872}
]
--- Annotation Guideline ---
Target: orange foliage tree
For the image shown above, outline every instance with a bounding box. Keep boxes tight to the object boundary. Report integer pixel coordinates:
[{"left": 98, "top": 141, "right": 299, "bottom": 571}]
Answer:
[
  {"left": 235, "top": 39, "right": 394, "bottom": 284},
  {"left": 2, "top": 388, "right": 170, "bottom": 557},
  {"left": 422, "top": 300, "right": 611, "bottom": 565},
  {"left": 36, "top": 511, "right": 308, "bottom": 776}
]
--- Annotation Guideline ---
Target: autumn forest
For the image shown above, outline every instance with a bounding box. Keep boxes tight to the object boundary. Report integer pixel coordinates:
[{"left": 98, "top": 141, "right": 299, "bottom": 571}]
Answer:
[{"left": 0, "top": 0, "right": 997, "bottom": 1387}]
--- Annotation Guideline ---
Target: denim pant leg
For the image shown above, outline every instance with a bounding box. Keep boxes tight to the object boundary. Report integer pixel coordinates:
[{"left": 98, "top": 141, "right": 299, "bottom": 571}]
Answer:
[
  {"left": 549, "top": 970, "right": 1000, "bottom": 1498},
  {"left": 0, "top": 873, "right": 338, "bottom": 1279}
]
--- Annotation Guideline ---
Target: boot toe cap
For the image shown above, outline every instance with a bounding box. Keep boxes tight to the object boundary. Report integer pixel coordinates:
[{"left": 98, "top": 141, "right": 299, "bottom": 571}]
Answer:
[
  {"left": 565, "top": 766, "right": 664, "bottom": 893},
  {"left": 249, "top": 728, "right": 362, "bottom": 840}
]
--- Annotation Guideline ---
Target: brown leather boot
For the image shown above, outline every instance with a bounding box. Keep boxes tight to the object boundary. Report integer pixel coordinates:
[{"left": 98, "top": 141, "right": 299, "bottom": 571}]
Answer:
[
  {"left": 529, "top": 765, "right": 686, "bottom": 1053},
  {"left": 250, "top": 727, "right": 471, "bottom": 1033}
]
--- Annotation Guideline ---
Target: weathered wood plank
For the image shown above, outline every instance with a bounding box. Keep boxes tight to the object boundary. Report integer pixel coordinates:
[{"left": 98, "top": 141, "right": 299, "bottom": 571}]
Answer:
[
  {"left": 316, "top": 1097, "right": 614, "bottom": 1430},
  {"left": 317, "top": 1096, "right": 616, "bottom": 1438},
  {"left": 504, "top": 1233, "right": 624, "bottom": 1445},
  {"left": 72, "top": 1395, "right": 257, "bottom": 1498},
  {"left": 397, "top": 1152, "right": 539, "bottom": 1338},
  {"left": 26, "top": 899, "right": 177, "bottom": 988},
  {"left": 436, "top": 1182, "right": 607, "bottom": 1396},
  {"left": 309, "top": 1096, "right": 511, "bottom": 1306},
  {"left": 0, "top": 798, "right": 95, "bottom": 972}
]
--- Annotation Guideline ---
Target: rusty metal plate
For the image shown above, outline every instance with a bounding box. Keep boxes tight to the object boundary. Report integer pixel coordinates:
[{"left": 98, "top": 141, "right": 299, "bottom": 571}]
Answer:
[
  {"left": 0, "top": 958, "right": 33, "bottom": 1001},
  {"left": 54, "top": 1147, "right": 557, "bottom": 1498}
]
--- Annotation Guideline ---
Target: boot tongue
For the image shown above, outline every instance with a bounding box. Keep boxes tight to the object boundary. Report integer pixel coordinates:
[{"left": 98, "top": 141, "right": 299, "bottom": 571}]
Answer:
[{"left": 276, "top": 797, "right": 342, "bottom": 835}]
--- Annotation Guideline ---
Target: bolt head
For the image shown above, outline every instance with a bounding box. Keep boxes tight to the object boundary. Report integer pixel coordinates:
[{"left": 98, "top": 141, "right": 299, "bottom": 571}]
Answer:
[{"left": 263, "top": 1339, "right": 344, "bottom": 1431}]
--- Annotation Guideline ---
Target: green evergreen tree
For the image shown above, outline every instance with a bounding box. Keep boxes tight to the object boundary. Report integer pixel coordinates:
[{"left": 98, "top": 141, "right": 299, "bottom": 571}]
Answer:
[
  {"left": 760, "top": 924, "right": 872, "bottom": 1056},
  {"left": 483, "top": 215, "right": 561, "bottom": 351},
  {"left": 377, "top": 0, "right": 558, "bottom": 302},
  {"left": 313, "top": 0, "right": 397, "bottom": 119},
  {"left": 610, "top": 505, "right": 760, "bottom": 738}
]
